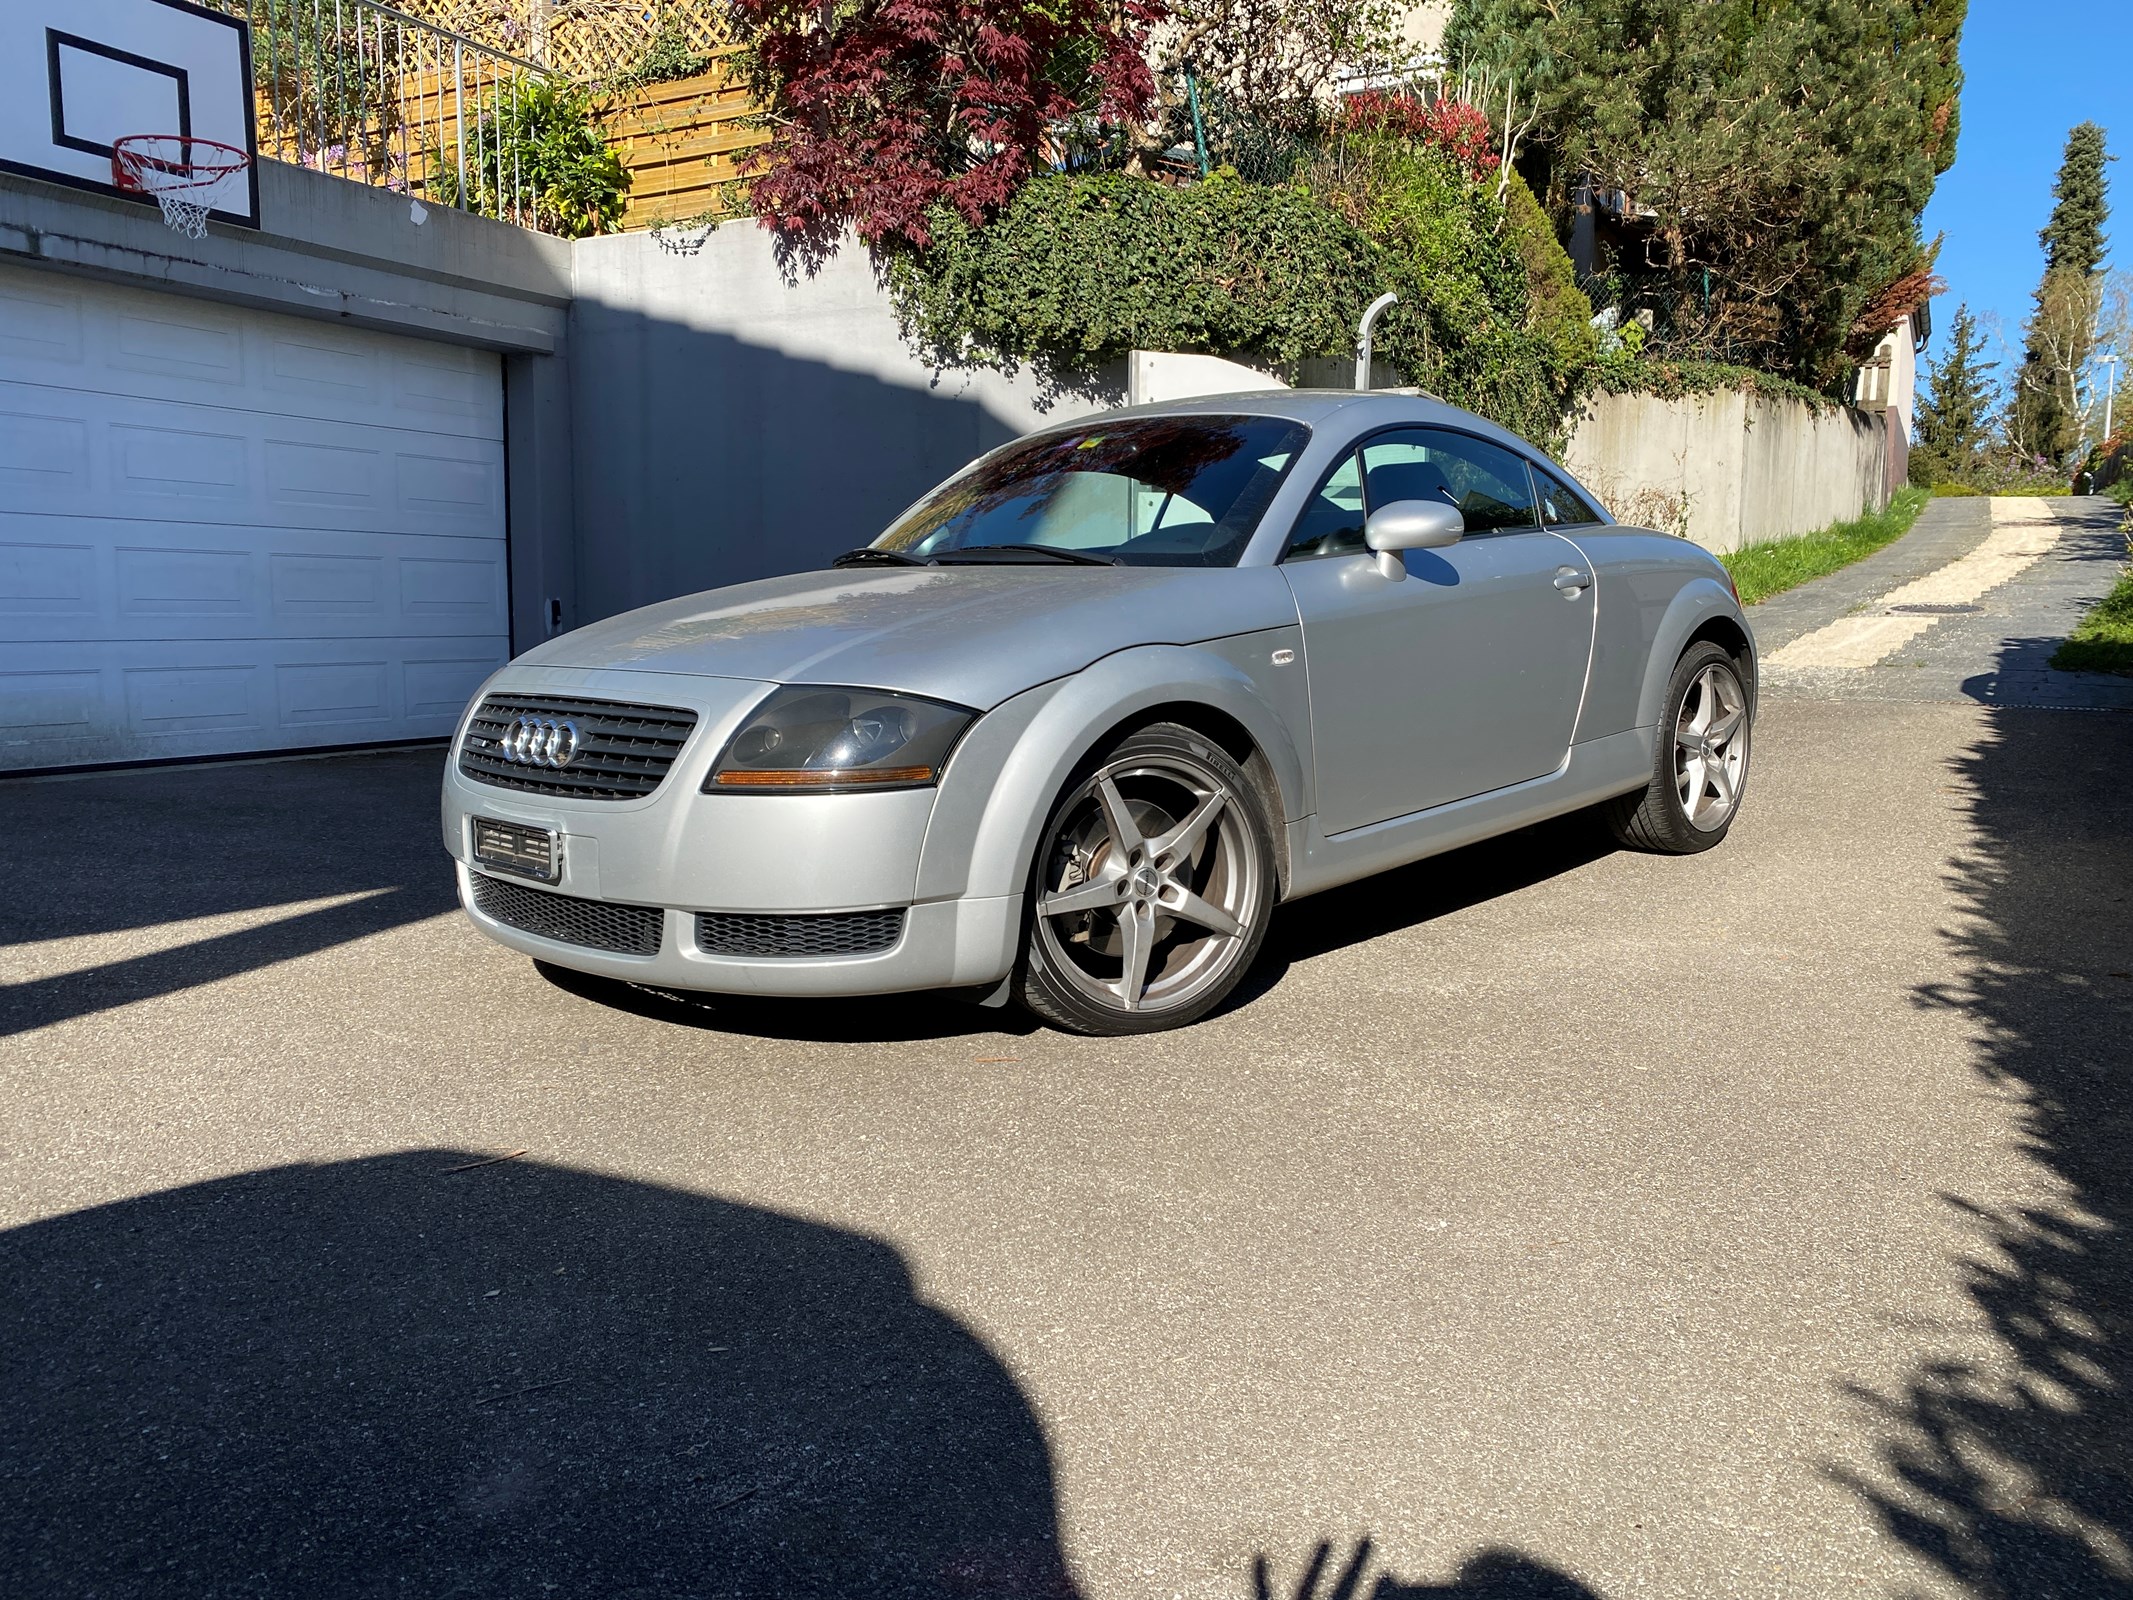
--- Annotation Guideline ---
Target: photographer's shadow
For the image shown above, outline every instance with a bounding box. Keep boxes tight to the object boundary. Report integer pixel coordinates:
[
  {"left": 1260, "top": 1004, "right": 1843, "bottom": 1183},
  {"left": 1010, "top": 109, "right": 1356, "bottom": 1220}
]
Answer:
[{"left": 0, "top": 1154, "right": 1073, "bottom": 1598}]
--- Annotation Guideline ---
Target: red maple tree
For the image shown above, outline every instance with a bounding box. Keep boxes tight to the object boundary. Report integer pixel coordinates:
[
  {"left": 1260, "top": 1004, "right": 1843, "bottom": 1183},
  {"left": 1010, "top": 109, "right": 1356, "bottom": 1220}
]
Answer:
[{"left": 734, "top": 0, "right": 1163, "bottom": 269}]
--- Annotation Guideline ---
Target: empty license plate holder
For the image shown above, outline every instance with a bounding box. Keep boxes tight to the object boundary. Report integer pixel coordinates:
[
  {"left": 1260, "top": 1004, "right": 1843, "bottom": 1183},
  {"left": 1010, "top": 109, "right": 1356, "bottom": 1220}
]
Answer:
[{"left": 473, "top": 817, "right": 560, "bottom": 883}]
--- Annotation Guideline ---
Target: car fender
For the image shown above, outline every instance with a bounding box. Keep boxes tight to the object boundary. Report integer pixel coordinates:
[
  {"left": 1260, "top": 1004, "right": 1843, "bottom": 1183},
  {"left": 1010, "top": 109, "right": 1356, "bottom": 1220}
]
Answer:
[
  {"left": 1634, "top": 577, "right": 1757, "bottom": 730},
  {"left": 917, "top": 642, "right": 1309, "bottom": 905}
]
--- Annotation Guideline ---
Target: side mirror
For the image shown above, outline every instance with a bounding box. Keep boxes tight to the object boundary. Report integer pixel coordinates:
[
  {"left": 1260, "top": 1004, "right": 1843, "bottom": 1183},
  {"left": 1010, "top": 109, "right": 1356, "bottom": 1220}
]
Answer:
[{"left": 1363, "top": 498, "right": 1464, "bottom": 579}]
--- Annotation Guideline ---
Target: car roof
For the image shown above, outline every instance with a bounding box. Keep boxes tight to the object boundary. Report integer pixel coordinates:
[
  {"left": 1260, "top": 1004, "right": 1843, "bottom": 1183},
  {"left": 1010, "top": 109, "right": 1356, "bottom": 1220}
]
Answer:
[{"left": 1050, "top": 388, "right": 1548, "bottom": 458}]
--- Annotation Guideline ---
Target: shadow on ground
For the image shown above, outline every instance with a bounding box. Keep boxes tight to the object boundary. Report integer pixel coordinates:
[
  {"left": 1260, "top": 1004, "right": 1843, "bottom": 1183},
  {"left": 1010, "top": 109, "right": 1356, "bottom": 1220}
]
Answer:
[
  {"left": 1255, "top": 1538, "right": 1599, "bottom": 1598},
  {"left": 0, "top": 1154, "right": 1074, "bottom": 1598},
  {"left": 1831, "top": 692, "right": 2133, "bottom": 1595},
  {"left": 1237, "top": 811, "right": 1615, "bottom": 1004},
  {"left": 1, "top": 1156, "right": 1605, "bottom": 1599},
  {"left": 0, "top": 750, "right": 456, "bottom": 1037},
  {"left": 540, "top": 810, "right": 1618, "bottom": 1043}
]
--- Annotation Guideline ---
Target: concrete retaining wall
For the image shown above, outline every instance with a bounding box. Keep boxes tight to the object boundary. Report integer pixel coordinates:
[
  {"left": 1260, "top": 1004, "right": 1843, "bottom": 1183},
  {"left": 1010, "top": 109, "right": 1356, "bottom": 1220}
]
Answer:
[
  {"left": 1563, "top": 389, "right": 1889, "bottom": 553},
  {"left": 567, "top": 226, "right": 1117, "bottom": 621}
]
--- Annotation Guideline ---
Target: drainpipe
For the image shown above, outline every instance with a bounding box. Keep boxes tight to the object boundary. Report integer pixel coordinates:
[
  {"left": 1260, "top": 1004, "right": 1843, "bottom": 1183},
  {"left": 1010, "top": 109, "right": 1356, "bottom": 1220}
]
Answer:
[{"left": 1355, "top": 293, "right": 1398, "bottom": 390}]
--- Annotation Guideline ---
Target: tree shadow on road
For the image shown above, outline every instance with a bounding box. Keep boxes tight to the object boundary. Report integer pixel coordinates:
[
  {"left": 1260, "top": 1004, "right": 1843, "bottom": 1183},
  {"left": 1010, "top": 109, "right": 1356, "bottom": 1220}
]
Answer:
[
  {"left": 1829, "top": 702, "right": 2133, "bottom": 1596},
  {"left": 0, "top": 1153, "right": 1073, "bottom": 1598}
]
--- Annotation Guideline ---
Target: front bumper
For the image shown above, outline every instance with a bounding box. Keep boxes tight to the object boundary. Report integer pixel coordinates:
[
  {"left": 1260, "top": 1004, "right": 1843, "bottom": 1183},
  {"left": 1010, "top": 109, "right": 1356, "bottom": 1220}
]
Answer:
[{"left": 441, "top": 664, "right": 1025, "bottom": 998}]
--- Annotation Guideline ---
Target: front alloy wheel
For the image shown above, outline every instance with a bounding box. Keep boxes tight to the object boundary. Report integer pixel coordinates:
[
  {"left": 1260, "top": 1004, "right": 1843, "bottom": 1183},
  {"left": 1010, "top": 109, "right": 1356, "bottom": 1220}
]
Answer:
[
  {"left": 1016, "top": 724, "right": 1275, "bottom": 1034},
  {"left": 1606, "top": 639, "right": 1753, "bottom": 853}
]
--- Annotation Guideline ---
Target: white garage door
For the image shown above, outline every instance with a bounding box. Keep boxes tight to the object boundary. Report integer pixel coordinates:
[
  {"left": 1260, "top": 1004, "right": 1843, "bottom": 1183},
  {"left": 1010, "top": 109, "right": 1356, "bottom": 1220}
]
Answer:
[{"left": 0, "top": 261, "right": 509, "bottom": 770}]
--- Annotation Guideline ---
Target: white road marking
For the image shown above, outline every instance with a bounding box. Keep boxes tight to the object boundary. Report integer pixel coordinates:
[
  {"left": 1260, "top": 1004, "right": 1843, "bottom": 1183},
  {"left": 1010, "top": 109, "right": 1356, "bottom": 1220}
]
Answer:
[{"left": 1768, "top": 499, "right": 2063, "bottom": 670}]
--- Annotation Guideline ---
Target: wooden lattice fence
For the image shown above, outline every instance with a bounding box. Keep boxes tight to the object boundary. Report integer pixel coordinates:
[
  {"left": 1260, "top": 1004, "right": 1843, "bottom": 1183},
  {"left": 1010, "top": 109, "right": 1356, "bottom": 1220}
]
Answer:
[{"left": 596, "top": 58, "right": 767, "bottom": 228}]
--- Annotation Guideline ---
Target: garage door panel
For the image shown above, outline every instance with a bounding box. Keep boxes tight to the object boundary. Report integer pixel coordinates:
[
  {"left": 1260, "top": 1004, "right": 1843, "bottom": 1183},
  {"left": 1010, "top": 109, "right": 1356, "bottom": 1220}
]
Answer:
[
  {"left": 0, "top": 636, "right": 506, "bottom": 765},
  {"left": 1, "top": 380, "right": 506, "bottom": 537},
  {"left": 111, "top": 308, "right": 247, "bottom": 387},
  {"left": 0, "top": 410, "right": 90, "bottom": 492},
  {"left": 0, "top": 262, "right": 508, "bottom": 768},
  {"left": 0, "top": 271, "right": 502, "bottom": 441},
  {"left": 0, "top": 515, "right": 508, "bottom": 642}
]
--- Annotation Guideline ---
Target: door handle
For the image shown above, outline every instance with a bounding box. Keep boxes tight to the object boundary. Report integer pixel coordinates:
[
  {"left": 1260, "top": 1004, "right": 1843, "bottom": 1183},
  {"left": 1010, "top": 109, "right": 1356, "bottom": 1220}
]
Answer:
[{"left": 1553, "top": 567, "right": 1593, "bottom": 592}]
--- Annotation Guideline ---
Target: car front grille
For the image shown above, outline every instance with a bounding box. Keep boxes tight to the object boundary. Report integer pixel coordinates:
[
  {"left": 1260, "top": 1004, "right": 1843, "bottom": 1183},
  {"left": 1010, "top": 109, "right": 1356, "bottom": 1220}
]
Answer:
[
  {"left": 695, "top": 909, "right": 906, "bottom": 959},
  {"left": 470, "top": 873, "right": 663, "bottom": 956},
  {"left": 459, "top": 693, "right": 699, "bottom": 800}
]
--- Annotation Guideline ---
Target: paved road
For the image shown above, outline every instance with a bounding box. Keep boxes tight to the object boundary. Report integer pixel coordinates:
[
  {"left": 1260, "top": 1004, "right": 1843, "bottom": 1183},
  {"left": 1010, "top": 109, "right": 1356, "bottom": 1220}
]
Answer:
[{"left": 3, "top": 499, "right": 2129, "bottom": 1599}]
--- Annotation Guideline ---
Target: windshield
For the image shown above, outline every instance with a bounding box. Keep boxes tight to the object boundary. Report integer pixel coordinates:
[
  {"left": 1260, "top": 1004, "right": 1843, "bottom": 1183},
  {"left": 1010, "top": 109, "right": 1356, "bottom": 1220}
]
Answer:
[{"left": 874, "top": 415, "right": 1311, "bottom": 567}]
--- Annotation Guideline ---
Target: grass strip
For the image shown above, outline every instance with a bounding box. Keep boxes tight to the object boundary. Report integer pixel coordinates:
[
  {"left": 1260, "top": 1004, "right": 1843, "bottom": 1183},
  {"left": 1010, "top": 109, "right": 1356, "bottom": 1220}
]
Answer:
[
  {"left": 1721, "top": 485, "right": 1929, "bottom": 606},
  {"left": 2049, "top": 547, "right": 2133, "bottom": 676}
]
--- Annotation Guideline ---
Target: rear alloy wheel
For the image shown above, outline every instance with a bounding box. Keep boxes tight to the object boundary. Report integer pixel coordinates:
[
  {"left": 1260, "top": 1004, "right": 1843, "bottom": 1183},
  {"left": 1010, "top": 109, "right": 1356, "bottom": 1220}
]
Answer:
[
  {"left": 1016, "top": 724, "right": 1275, "bottom": 1035},
  {"left": 1606, "top": 640, "right": 1753, "bottom": 853}
]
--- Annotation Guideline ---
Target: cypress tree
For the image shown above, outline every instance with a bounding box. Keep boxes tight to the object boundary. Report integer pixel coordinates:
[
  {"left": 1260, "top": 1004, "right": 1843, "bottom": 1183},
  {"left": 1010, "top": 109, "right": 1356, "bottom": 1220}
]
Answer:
[
  {"left": 2013, "top": 123, "right": 2114, "bottom": 462},
  {"left": 1911, "top": 303, "right": 1996, "bottom": 484},
  {"left": 2040, "top": 122, "right": 2111, "bottom": 276}
]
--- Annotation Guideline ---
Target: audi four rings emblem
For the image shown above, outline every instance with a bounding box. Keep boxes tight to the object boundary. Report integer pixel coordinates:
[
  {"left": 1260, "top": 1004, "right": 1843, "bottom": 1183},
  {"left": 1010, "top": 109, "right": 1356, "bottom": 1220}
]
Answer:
[{"left": 501, "top": 716, "right": 581, "bottom": 768}]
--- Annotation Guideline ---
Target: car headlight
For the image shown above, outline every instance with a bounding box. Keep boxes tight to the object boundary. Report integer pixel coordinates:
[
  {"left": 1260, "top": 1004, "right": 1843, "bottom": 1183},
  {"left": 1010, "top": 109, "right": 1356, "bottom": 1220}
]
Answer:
[{"left": 704, "top": 686, "right": 976, "bottom": 793}]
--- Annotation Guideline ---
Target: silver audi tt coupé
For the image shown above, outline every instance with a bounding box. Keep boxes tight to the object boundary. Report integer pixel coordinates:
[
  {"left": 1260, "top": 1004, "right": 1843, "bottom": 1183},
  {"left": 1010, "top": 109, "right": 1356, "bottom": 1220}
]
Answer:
[{"left": 443, "top": 392, "right": 1755, "bottom": 1034}]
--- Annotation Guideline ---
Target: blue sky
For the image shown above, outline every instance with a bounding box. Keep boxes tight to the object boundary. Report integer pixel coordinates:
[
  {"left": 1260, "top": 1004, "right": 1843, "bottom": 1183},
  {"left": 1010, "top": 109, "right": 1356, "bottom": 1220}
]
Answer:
[{"left": 1920, "top": 0, "right": 2131, "bottom": 379}]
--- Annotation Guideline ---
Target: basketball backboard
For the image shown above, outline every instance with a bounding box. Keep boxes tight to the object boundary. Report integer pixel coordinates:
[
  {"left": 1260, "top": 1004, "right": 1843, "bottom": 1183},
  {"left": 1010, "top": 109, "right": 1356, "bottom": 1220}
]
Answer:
[{"left": 0, "top": 0, "right": 258, "bottom": 229}]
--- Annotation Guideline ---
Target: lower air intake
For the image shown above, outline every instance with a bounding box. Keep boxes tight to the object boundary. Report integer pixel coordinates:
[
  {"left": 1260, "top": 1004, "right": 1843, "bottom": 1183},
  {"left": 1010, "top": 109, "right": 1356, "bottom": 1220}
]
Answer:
[
  {"left": 695, "top": 909, "right": 906, "bottom": 959},
  {"left": 470, "top": 873, "right": 663, "bottom": 957}
]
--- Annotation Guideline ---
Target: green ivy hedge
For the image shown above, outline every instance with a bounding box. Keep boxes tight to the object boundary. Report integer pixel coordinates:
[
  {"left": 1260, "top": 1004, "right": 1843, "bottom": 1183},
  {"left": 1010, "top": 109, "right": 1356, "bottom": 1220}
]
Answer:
[
  {"left": 890, "top": 171, "right": 1383, "bottom": 376},
  {"left": 889, "top": 144, "right": 1607, "bottom": 448},
  {"left": 887, "top": 138, "right": 1833, "bottom": 449}
]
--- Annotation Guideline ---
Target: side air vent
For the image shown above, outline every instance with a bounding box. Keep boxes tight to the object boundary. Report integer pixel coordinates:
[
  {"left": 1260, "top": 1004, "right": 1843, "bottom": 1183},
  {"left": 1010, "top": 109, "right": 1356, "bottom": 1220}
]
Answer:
[
  {"left": 694, "top": 909, "right": 906, "bottom": 959},
  {"left": 460, "top": 694, "right": 698, "bottom": 800},
  {"left": 469, "top": 873, "right": 663, "bottom": 956}
]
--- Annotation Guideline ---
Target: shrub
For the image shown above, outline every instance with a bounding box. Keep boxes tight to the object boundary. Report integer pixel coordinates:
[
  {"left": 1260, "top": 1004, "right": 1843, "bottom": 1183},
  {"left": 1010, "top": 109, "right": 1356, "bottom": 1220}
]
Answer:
[
  {"left": 430, "top": 78, "right": 629, "bottom": 238},
  {"left": 1333, "top": 92, "right": 1497, "bottom": 183},
  {"left": 1306, "top": 137, "right": 1587, "bottom": 443}
]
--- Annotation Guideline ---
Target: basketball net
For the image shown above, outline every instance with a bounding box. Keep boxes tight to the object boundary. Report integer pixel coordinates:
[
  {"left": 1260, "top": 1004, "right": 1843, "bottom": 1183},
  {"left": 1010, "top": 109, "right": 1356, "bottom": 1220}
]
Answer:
[{"left": 112, "top": 136, "right": 251, "bottom": 240}]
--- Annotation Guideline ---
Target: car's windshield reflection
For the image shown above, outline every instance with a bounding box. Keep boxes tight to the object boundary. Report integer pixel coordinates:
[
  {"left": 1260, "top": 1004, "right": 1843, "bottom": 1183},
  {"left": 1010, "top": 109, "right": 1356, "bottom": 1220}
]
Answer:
[{"left": 868, "top": 415, "right": 1310, "bottom": 568}]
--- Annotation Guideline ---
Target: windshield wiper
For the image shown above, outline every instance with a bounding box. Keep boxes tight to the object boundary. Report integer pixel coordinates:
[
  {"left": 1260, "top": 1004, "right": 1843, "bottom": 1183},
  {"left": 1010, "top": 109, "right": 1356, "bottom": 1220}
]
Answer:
[
  {"left": 831, "top": 547, "right": 929, "bottom": 568},
  {"left": 931, "top": 544, "right": 1121, "bottom": 566}
]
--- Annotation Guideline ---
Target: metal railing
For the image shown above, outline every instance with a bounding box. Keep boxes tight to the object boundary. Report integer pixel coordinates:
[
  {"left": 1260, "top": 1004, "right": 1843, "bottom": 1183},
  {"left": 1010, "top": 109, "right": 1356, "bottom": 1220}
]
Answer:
[{"left": 208, "top": 0, "right": 550, "bottom": 225}]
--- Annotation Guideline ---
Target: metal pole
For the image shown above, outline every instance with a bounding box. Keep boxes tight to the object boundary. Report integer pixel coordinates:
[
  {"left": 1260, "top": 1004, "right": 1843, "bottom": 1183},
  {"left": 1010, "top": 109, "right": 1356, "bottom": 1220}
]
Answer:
[
  {"left": 453, "top": 37, "right": 467, "bottom": 208},
  {"left": 1355, "top": 292, "right": 1398, "bottom": 390},
  {"left": 262, "top": 0, "right": 284, "bottom": 162},
  {"left": 511, "top": 76, "right": 523, "bottom": 224},
  {"left": 492, "top": 61, "right": 504, "bottom": 220},
  {"left": 333, "top": 0, "right": 348, "bottom": 176},
  {"left": 396, "top": 19, "right": 408, "bottom": 190},
  {"left": 312, "top": 0, "right": 328, "bottom": 165},
  {"left": 1185, "top": 69, "right": 1209, "bottom": 179}
]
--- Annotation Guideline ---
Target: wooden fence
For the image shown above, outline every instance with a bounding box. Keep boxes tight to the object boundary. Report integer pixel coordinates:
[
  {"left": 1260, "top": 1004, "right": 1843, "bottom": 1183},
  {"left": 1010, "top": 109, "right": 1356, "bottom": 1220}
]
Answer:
[{"left": 595, "top": 59, "right": 769, "bottom": 229}]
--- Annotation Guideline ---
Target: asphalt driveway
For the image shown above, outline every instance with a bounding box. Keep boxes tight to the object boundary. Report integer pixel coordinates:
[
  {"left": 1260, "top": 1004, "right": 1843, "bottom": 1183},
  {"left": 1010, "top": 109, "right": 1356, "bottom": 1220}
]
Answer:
[{"left": 3, "top": 501, "right": 2130, "bottom": 1600}]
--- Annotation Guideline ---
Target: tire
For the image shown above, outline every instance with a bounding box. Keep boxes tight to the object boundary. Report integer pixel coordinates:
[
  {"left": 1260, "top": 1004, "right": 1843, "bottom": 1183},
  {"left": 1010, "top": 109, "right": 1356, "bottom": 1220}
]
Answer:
[
  {"left": 1015, "top": 723, "right": 1277, "bottom": 1035},
  {"left": 1605, "top": 640, "right": 1754, "bottom": 854}
]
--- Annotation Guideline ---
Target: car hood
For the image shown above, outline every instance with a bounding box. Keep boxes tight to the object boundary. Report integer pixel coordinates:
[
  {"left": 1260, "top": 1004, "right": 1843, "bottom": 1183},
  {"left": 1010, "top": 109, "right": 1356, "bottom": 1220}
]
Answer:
[{"left": 519, "top": 565, "right": 1302, "bottom": 709}]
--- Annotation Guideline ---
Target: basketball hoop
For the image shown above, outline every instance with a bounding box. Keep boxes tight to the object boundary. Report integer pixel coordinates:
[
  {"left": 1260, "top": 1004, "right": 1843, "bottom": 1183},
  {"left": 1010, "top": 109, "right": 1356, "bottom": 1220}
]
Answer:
[{"left": 112, "top": 135, "right": 251, "bottom": 239}]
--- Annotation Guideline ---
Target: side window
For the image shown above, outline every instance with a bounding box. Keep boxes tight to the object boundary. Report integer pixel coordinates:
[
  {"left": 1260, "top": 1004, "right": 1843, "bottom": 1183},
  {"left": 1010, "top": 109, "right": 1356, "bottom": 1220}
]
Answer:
[
  {"left": 1283, "top": 449, "right": 1365, "bottom": 560},
  {"left": 1363, "top": 428, "right": 1539, "bottom": 534},
  {"left": 1535, "top": 467, "right": 1605, "bottom": 528}
]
